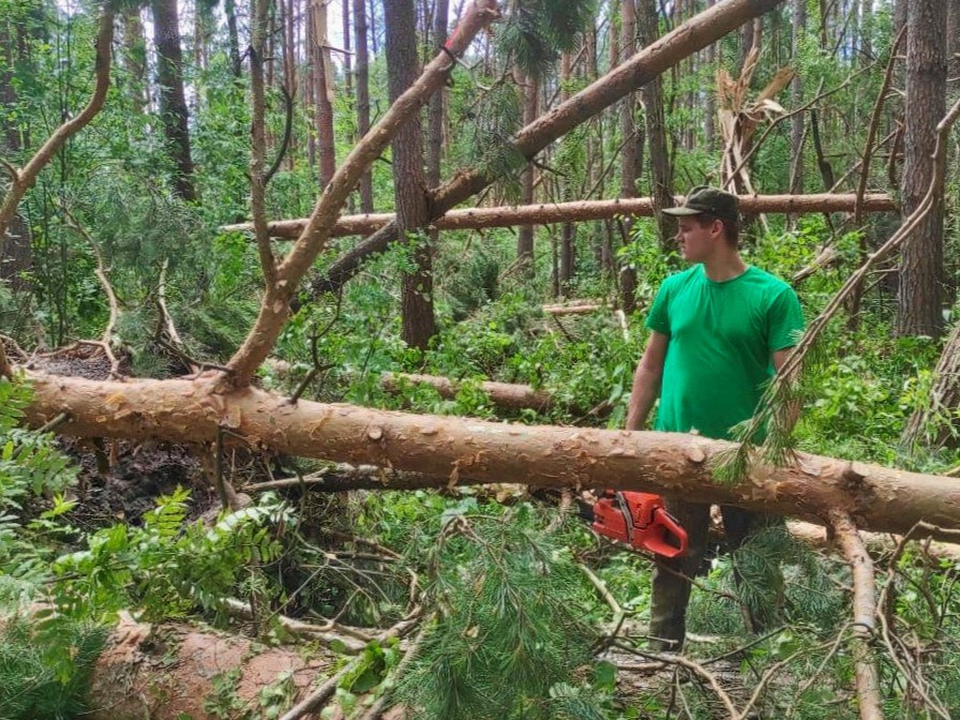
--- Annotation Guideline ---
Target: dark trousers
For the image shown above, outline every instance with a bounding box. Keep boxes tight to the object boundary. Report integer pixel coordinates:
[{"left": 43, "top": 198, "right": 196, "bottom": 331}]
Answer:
[{"left": 648, "top": 498, "right": 783, "bottom": 651}]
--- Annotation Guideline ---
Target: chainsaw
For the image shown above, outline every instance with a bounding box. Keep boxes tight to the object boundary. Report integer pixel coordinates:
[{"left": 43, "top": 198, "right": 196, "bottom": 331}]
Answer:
[{"left": 584, "top": 490, "right": 688, "bottom": 558}]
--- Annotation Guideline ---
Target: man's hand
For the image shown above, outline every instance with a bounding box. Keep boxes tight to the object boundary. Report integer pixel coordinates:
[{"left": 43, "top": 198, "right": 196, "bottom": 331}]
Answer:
[{"left": 625, "top": 331, "right": 669, "bottom": 431}]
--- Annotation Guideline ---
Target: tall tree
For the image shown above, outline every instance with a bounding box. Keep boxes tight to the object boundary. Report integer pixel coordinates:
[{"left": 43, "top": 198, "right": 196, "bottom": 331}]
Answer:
[
  {"left": 353, "top": 0, "right": 373, "bottom": 212},
  {"left": 311, "top": 0, "right": 336, "bottom": 188},
  {"left": 120, "top": 6, "right": 150, "bottom": 112},
  {"left": 558, "top": 50, "right": 576, "bottom": 295},
  {"left": 948, "top": 0, "right": 960, "bottom": 88},
  {"left": 896, "top": 0, "right": 947, "bottom": 338},
  {"left": 385, "top": 0, "right": 437, "bottom": 349},
  {"left": 637, "top": 0, "right": 675, "bottom": 247},
  {"left": 619, "top": 0, "right": 642, "bottom": 312},
  {"left": 516, "top": 70, "right": 539, "bottom": 269},
  {"left": 224, "top": 0, "right": 242, "bottom": 77},
  {"left": 151, "top": 0, "right": 197, "bottom": 201},
  {"left": 789, "top": 0, "right": 805, "bottom": 195}
]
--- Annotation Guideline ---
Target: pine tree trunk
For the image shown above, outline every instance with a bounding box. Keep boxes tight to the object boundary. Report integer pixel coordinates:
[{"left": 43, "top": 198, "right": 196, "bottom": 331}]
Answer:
[
  {"left": 311, "top": 0, "right": 336, "bottom": 189},
  {"left": 20, "top": 371, "right": 960, "bottom": 539},
  {"left": 385, "top": 0, "right": 437, "bottom": 350},
  {"left": 896, "top": 0, "right": 946, "bottom": 338},
  {"left": 619, "top": 0, "right": 642, "bottom": 312},
  {"left": 789, "top": 0, "right": 805, "bottom": 195},
  {"left": 516, "top": 70, "right": 539, "bottom": 269},
  {"left": 151, "top": 0, "right": 197, "bottom": 201},
  {"left": 559, "top": 51, "right": 575, "bottom": 295},
  {"left": 947, "top": 0, "right": 960, "bottom": 87},
  {"left": 367, "top": 0, "right": 378, "bottom": 55},
  {"left": 353, "top": 0, "right": 373, "bottom": 212},
  {"left": 637, "top": 0, "right": 675, "bottom": 249},
  {"left": 704, "top": 0, "right": 717, "bottom": 151},
  {"left": 120, "top": 7, "right": 150, "bottom": 112},
  {"left": 342, "top": 0, "right": 352, "bottom": 96},
  {"left": 224, "top": 0, "right": 243, "bottom": 77}
]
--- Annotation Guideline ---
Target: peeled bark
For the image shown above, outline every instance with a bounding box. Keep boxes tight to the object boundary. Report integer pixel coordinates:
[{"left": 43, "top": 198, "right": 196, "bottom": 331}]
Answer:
[
  {"left": 20, "top": 371, "right": 960, "bottom": 539},
  {"left": 85, "top": 614, "right": 329, "bottom": 720},
  {"left": 307, "top": 0, "right": 788, "bottom": 297},
  {"left": 232, "top": 193, "right": 896, "bottom": 240},
  {"left": 381, "top": 372, "right": 554, "bottom": 411}
]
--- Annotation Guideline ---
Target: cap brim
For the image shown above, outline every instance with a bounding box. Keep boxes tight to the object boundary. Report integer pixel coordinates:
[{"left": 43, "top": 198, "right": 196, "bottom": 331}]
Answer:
[{"left": 662, "top": 206, "right": 702, "bottom": 216}]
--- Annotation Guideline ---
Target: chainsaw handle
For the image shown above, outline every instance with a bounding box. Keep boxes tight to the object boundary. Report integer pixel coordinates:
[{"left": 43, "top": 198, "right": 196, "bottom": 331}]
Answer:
[{"left": 644, "top": 508, "right": 688, "bottom": 558}]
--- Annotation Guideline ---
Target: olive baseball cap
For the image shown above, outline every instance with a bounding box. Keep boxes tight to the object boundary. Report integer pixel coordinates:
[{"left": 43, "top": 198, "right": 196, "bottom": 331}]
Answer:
[{"left": 663, "top": 185, "right": 739, "bottom": 226}]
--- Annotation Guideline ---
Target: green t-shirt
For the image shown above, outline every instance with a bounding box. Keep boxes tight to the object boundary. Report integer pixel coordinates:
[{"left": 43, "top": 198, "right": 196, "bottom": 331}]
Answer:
[{"left": 644, "top": 265, "right": 805, "bottom": 440}]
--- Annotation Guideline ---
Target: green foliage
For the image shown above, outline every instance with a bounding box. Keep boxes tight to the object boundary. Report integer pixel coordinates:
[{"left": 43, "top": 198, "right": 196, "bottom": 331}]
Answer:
[
  {"left": 396, "top": 503, "right": 605, "bottom": 720},
  {"left": 51, "top": 489, "right": 294, "bottom": 622},
  {"left": 497, "top": 0, "right": 594, "bottom": 78},
  {"left": 0, "top": 615, "right": 106, "bottom": 720}
]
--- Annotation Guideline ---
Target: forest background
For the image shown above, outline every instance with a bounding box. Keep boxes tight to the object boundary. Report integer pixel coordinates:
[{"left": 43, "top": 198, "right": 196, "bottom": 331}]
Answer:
[{"left": 1, "top": 0, "right": 960, "bottom": 718}]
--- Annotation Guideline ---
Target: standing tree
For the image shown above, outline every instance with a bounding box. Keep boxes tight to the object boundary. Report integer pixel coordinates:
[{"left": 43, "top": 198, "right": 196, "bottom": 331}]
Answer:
[
  {"left": 311, "top": 0, "right": 336, "bottom": 188},
  {"left": 385, "top": 0, "right": 437, "bottom": 350},
  {"left": 353, "top": 0, "right": 373, "bottom": 211},
  {"left": 151, "top": 0, "right": 197, "bottom": 201},
  {"left": 619, "top": 0, "right": 642, "bottom": 312},
  {"left": 896, "top": 0, "right": 946, "bottom": 338}
]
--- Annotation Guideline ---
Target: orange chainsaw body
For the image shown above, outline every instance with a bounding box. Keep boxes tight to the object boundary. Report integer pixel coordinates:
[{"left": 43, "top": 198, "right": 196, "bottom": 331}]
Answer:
[{"left": 592, "top": 491, "right": 688, "bottom": 558}]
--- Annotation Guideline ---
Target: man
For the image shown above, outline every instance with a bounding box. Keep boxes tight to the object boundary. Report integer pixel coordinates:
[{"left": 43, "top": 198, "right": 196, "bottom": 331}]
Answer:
[{"left": 625, "top": 186, "right": 805, "bottom": 651}]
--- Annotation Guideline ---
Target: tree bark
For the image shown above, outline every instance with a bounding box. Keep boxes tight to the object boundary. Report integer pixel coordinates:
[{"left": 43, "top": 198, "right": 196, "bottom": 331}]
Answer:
[
  {"left": 224, "top": 0, "right": 243, "bottom": 77},
  {"left": 311, "top": 0, "right": 336, "bottom": 189},
  {"left": 308, "top": 0, "right": 781, "bottom": 298},
  {"left": 353, "top": 0, "right": 373, "bottom": 212},
  {"left": 120, "top": 7, "right": 150, "bottom": 112},
  {"left": 381, "top": 372, "right": 554, "bottom": 411},
  {"left": 516, "top": 70, "right": 539, "bottom": 269},
  {"left": 19, "top": 370, "right": 960, "bottom": 539},
  {"left": 619, "top": 0, "right": 641, "bottom": 312},
  {"left": 558, "top": 51, "right": 576, "bottom": 295},
  {"left": 240, "top": 193, "right": 896, "bottom": 241},
  {"left": 948, "top": 0, "right": 960, "bottom": 87},
  {"left": 385, "top": 0, "right": 437, "bottom": 350},
  {"left": 896, "top": 0, "right": 946, "bottom": 338},
  {"left": 789, "top": 0, "right": 806, "bottom": 195},
  {"left": 83, "top": 614, "right": 328, "bottom": 720},
  {"left": 150, "top": 0, "right": 197, "bottom": 202}
]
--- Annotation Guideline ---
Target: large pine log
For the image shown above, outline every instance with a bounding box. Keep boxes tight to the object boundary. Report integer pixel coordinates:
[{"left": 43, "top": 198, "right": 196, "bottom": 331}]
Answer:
[
  {"left": 22, "top": 372, "right": 960, "bottom": 539},
  {"left": 223, "top": 193, "right": 895, "bottom": 239}
]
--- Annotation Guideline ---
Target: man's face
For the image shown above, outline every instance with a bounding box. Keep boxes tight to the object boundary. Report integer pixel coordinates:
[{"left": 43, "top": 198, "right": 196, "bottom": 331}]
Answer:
[{"left": 675, "top": 216, "right": 722, "bottom": 263}]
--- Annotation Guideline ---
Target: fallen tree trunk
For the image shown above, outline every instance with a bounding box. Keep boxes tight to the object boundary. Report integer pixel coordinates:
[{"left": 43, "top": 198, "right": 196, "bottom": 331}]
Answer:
[
  {"left": 307, "top": 0, "right": 787, "bottom": 297},
  {"left": 381, "top": 371, "right": 555, "bottom": 411},
  {"left": 224, "top": 193, "right": 896, "bottom": 240},
  {"left": 86, "top": 613, "right": 330, "bottom": 720},
  {"left": 21, "top": 372, "right": 960, "bottom": 538}
]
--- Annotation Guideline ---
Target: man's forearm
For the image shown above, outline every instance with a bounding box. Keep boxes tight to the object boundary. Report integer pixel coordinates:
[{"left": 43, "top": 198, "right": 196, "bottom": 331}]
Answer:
[{"left": 625, "top": 366, "right": 661, "bottom": 431}]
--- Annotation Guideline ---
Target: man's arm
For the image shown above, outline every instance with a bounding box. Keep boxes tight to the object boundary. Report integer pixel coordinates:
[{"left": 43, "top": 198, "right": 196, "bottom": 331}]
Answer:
[{"left": 625, "top": 331, "right": 669, "bottom": 431}]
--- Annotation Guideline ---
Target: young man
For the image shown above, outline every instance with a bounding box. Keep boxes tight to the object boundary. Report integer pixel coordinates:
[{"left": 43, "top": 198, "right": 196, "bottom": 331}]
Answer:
[{"left": 625, "top": 186, "right": 805, "bottom": 651}]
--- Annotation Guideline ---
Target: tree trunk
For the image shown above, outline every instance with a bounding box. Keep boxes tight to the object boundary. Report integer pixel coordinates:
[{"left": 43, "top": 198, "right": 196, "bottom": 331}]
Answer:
[
  {"left": 224, "top": 0, "right": 243, "bottom": 77},
  {"left": 120, "top": 7, "right": 149, "bottom": 112},
  {"left": 426, "top": 0, "right": 449, "bottom": 293},
  {"left": 896, "top": 0, "right": 946, "bottom": 338},
  {"left": 385, "top": 0, "right": 437, "bottom": 350},
  {"left": 516, "top": 70, "right": 539, "bottom": 269},
  {"left": 789, "top": 0, "right": 805, "bottom": 195},
  {"left": 151, "top": 0, "right": 197, "bottom": 202},
  {"left": 0, "top": 3, "right": 33, "bottom": 292},
  {"left": 311, "top": 0, "right": 336, "bottom": 189},
  {"left": 353, "top": 0, "right": 373, "bottom": 212},
  {"left": 84, "top": 614, "right": 328, "bottom": 720},
  {"left": 948, "top": 0, "right": 960, "bottom": 90},
  {"left": 20, "top": 371, "right": 960, "bottom": 539},
  {"left": 382, "top": 372, "right": 554, "bottom": 411},
  {"left": 619, "top": 0, "right": 642, "bottom": 312},
  {"left": 704, "top": 0, "right": 717, "bottom": 151},
  {"left": 308, "top": 0, "right": 788, "bottom": 297},
  {"left": 559, "top": 51, "right": 576, "bottom": 295},
  {"left": 637, "top": 0, "right": 675, "bottom": 249},
  {"left": 238, "top": 193, "right": 896, "bottom": 240},
  {"left": 342, "top": 0, "right": 352, "bottom": 96}
]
